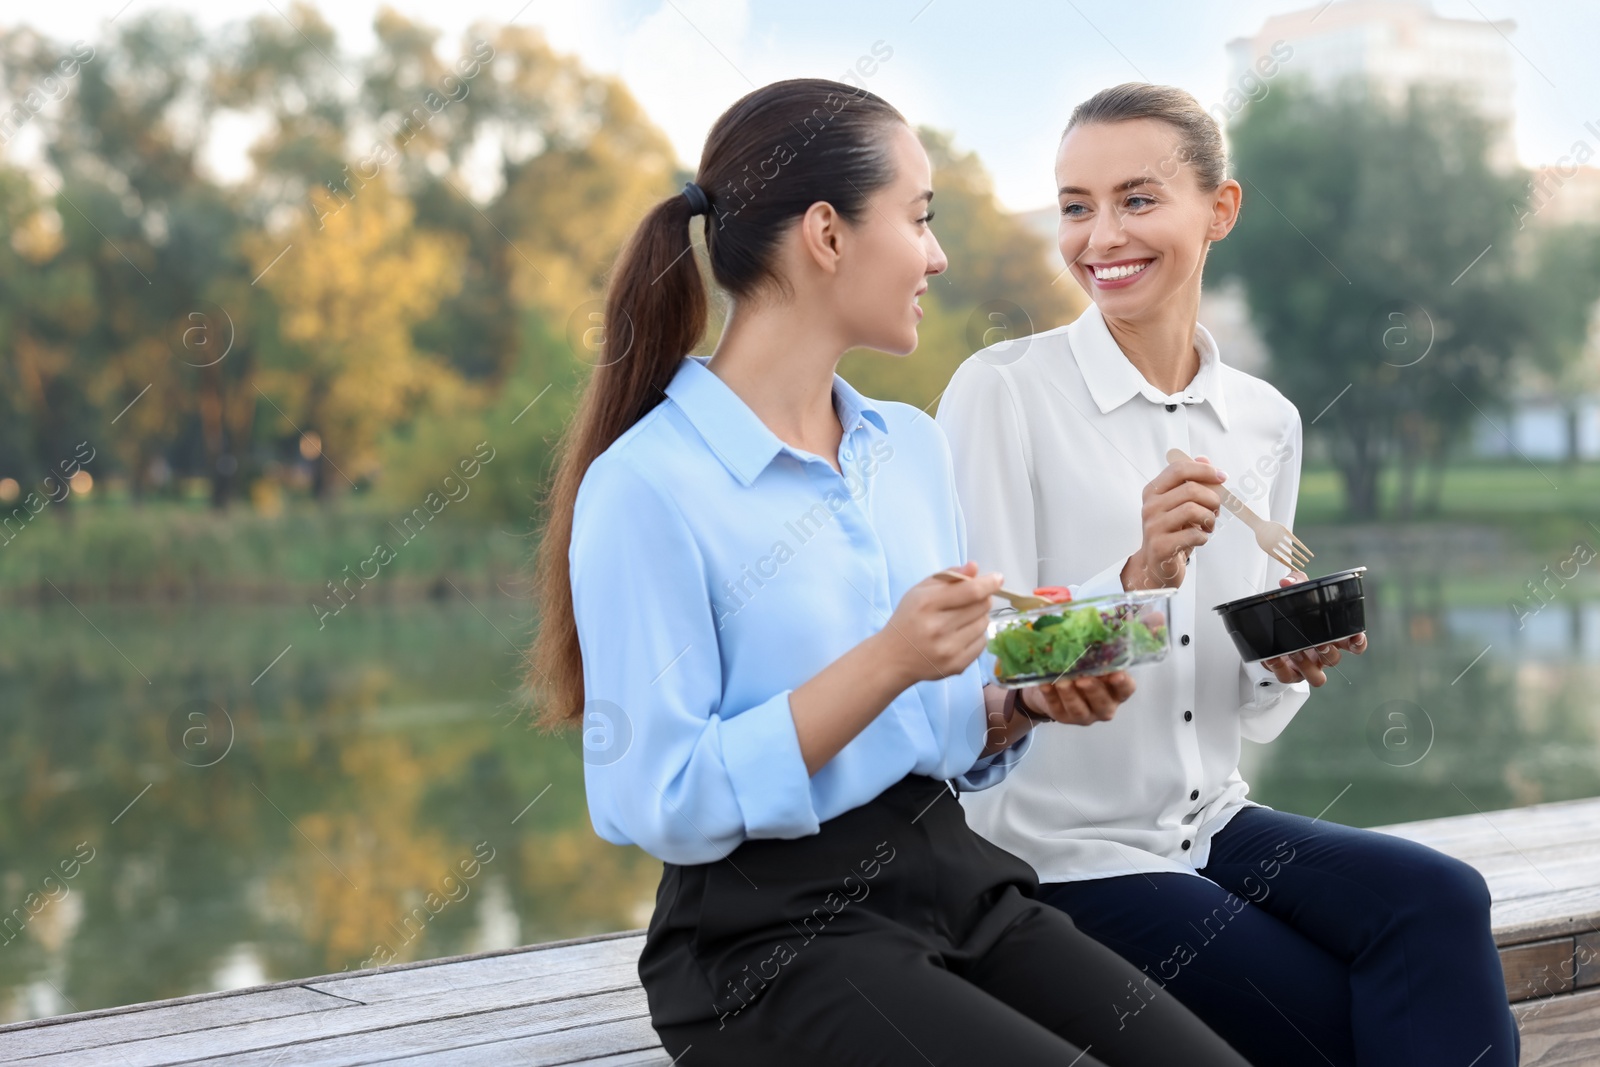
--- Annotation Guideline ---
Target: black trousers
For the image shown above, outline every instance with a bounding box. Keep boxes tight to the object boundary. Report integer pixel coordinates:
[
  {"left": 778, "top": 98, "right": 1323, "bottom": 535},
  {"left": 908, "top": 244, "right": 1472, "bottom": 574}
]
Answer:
[{"left": 640, "top": 773, "right": 1252, "bottom": 1066}]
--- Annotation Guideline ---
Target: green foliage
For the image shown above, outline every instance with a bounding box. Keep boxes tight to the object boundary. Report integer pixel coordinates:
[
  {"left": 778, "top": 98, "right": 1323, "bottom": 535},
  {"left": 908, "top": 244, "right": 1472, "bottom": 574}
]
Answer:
[
  {"left": 1213, "top": 79, "right": 1552, "bottom": 519},
  {"left": 1524, "top": 224, "right": 1600, "bottom": 388},
  {"left": 373, "top": 311, "right": 584, "bottom": 527},
  {"left": 0, "top": 8, "right": 678, "bottom": 514}
]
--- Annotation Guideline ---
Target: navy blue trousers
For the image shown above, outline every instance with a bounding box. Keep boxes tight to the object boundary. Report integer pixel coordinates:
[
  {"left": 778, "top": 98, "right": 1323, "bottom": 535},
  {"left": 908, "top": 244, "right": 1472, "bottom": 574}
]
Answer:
[{"left": 1037, "top": 806, "right": 1520, "bottom": 1067}]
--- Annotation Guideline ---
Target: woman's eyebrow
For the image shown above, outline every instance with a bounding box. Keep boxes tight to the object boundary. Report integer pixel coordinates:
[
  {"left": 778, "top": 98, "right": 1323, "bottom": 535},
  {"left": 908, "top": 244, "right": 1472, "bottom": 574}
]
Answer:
[
  {"left": 1058, "top": 176, "right": 1164, "bottom": 196},
  {"left": 909, "top": 189, "right": 933, "bottom": 204}
]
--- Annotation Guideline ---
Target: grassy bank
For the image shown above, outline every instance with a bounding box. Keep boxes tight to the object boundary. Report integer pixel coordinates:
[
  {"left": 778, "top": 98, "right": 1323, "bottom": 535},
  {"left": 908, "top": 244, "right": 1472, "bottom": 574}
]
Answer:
[
  {"left": 6, "top": 461, "right": 1599, "bottom": 601},
  {"left": 1295, "top": 461, "right": 1600, "bottom": 554},
  {"left": 0, "top": 500, "right": 532, "bottom": 602}
]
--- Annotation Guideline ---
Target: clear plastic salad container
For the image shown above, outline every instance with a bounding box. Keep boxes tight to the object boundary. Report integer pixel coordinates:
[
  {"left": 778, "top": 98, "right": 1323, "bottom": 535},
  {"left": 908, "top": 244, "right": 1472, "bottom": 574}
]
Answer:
[{"left": 986, "top": 588, "right": 1173, "bottom": 688}]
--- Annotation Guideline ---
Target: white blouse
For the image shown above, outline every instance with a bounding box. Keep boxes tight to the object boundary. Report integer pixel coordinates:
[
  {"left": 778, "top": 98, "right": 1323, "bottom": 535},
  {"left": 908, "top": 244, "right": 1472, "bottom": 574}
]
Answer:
[{"left": 935, "top": 303, "right": 1312, "bottom": 884}]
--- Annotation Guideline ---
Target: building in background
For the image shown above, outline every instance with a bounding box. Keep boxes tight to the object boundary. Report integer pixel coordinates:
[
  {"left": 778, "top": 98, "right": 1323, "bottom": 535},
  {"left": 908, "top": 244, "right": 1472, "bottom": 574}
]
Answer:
[{"left": 1226, "top": 0, "right": 1519, "bottom": 170}]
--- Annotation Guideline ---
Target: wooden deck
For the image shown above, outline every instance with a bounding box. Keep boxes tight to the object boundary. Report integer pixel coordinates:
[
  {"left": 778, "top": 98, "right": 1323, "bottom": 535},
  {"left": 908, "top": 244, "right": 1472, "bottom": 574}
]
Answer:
[{"left": 3, "top": 795, "right": 1597, "bottom": 1066}]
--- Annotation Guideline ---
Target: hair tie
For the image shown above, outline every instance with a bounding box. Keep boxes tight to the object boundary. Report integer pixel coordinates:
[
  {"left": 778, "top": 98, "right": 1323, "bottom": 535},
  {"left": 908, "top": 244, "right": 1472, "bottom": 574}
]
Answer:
[{"left": 681, "top": 180, "right": 711, "bottom": 217}]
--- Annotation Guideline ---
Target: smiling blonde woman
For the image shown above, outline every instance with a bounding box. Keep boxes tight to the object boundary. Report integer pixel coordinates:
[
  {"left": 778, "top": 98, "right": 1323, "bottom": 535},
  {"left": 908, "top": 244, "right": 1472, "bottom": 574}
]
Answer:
[{"left": 937, "top": 82, "right": 1518, "bottom": 1067}]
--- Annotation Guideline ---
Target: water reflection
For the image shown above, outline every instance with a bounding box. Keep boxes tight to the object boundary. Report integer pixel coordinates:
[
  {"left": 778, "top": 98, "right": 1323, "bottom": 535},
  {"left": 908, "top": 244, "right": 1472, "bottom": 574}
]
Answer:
[
  {"left": 1241, "top": 570, "right": 1600, "bottom": 828},
  {"left": 1448, "top": 601, "right": 1600, "bottom": 662},
  {"left": 2, "top": 562, "right": 1597, "bottom": 1022},
  {"left": 0, "top": 602, "right": 660, "bottom": 1023}
]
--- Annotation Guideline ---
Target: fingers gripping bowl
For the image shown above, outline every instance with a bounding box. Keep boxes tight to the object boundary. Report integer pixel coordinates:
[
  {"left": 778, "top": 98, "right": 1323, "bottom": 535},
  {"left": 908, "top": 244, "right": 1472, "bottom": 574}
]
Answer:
[
  {"left": 986, "top": 589, "right": 1173, "bottom": 688},
  {"left": 1212, "top": 566, "right": 1368, "bottom": 663}
]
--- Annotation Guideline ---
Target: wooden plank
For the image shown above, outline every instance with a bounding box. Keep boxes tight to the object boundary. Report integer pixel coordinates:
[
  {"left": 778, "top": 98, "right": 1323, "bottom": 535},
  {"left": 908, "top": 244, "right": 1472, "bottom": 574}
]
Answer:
[
  {"left": 0, "top": 987, "right": 352, "bottom": 1059},
  {"left": 570, "top": 1053, "right": 672, "bottom": 1067},
  {"left": 1376, "top": 797, "right": 1600, "bottom": 858},
  {"left": 574, "top": 1054, "right": 673, "bottom": 1067},
  {"left": 0, "top": 928, "right": 646, "bottom": 1038},
  {"left": 1502, "top": 938, "right": 1576, "bottom": 1002},
  {"left": 1453, "top": 843, "right": 1600, "bottom": 892},
  {"left": 1515, "top": 986, "right": 1600, "bottom": 1067},
  {"left": 1382, "top": 812, "right": 1600, "bottom": 860},
  {"left": 307, "top": 934, "right": 645, "bottom": 1004},
  {"left": 1493, "top": 888, "right": 1600, "bottom": 947},
  {"left": 171, "top": 988, "right": 653, "bottom": 1067},
  {"left": 1578, "top": 932, "right": 1600, "bottom": 991},
  {"left": 377, "top": 1015, "right": 667, "bottom": 1067},
  {"left": 10, "top": 966, "right": 647, "bottom": 1067}
]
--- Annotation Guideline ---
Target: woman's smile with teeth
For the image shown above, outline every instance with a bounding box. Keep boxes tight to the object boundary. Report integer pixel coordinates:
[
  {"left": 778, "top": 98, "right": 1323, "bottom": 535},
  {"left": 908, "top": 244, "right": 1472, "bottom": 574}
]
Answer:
[{"left": 1092, "top": 260, "right": 1151, "bottom": 281}]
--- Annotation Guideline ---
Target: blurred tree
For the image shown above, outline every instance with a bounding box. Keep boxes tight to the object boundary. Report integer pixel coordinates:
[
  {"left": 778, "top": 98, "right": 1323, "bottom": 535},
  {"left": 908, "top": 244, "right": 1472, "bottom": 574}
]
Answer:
[
  {"left": 376, "top": 313, "right": 580, "bottom": 532},
  {"left": 374, "top": 26, "right": 681, "bottom": 524},
  {"left": 1522, "top": 224, "right": 1600, "bottom": 468},
  {"left": 247, "top": 178, "right": 467, "bottom": 499},
  {"left": 488, "top": 28, "right": 680, "bottom": 324},
  {"left": 1, "top": 11, "right": 273, "bottom": 506},
  {"left": 212, "top": 2, "right": 353, "bottom": 198},
  {"left": 0, "top": 164, "right": 96, "bottom": 491},
  {"left": 358, "top": 11, "right": 515, "bottom": 386},
  {"left": 1214, "top": 80, "right": 1530, "bottom": 519},
  {"left": 347, "top": 16, "right": 678, "bottom": 392}
]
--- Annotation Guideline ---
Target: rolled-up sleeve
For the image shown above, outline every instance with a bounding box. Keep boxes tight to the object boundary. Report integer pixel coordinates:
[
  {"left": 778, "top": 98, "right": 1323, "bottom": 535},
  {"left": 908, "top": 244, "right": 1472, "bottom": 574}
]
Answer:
[
  {"left": 570, "top": 455, "right": 819, "bottom": 864},
  {"left": 952, "top": 713, "right": 1036, "bottom": 790}
]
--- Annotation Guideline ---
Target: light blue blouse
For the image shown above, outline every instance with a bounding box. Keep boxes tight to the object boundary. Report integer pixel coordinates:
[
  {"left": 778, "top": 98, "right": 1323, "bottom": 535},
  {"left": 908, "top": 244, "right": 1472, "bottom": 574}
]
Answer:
[{"left": 568, "top": 354, "right": 1033, "bottom": 865}]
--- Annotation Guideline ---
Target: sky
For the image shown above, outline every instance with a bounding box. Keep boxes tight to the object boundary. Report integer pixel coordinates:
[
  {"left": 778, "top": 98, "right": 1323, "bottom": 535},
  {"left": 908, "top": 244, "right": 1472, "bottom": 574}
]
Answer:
[{"left": 10, "top": 0, "right": 1600, "bottom": 212}]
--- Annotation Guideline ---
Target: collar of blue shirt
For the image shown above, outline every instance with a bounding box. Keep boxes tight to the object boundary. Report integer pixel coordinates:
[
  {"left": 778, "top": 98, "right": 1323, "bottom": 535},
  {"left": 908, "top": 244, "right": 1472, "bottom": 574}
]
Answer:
[
  {"left": 662, "top": 354, "right": 891, "bottom": 487},
  {"left": 1066, "top": 303, "right": 1231, "bottom": 431}
]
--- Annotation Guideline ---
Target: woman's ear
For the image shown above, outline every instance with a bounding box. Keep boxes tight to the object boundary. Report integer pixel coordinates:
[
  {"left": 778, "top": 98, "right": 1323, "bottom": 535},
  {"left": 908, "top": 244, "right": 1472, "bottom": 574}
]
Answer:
[
  {"left": 1207, "top": 178, "right": 1243, "bottom": 241},
  {"left": 797, "top": 199, "right": 845, "bottom": 276}
]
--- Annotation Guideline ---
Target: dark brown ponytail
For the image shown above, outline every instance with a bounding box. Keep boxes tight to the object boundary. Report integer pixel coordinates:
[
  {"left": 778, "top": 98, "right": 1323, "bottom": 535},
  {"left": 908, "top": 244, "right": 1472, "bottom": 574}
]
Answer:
[{"left": 526, "top": 77, "right": 906, "bottom": 729}]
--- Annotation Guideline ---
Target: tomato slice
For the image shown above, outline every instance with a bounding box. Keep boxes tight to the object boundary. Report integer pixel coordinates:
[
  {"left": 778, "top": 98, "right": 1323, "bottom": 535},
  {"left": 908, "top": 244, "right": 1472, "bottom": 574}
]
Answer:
[{"left": 1032, "top": 585, "right": 1073, "bottom": 604}]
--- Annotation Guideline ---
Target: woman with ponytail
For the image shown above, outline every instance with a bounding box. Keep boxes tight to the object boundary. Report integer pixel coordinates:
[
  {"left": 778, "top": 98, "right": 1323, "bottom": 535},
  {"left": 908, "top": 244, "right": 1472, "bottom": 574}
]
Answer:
[{"left": 527, "top": 79, "right": 1251, "bottom": 1066}]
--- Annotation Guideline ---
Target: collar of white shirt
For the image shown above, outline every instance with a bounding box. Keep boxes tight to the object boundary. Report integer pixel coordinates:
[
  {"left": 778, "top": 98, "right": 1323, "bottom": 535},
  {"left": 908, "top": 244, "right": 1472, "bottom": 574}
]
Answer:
[{"left": 1067, "top": 303, "right": 1231, "bottom": 432}]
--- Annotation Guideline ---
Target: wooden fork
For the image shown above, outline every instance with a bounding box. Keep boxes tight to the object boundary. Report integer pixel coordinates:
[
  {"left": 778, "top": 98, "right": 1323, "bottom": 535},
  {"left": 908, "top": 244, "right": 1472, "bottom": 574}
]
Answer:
[
  {"left": 935, "top": 568, "right": 1055, "bottom": 611},
  {"left": 1165, "top": 448, "right": 1313, "bottom": 574}
]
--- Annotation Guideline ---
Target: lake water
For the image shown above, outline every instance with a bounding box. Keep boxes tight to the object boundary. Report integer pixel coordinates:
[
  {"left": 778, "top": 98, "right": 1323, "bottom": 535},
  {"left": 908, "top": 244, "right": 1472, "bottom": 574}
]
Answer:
[{"left": 3, "top": 556, "right": 1598, "bottom": 1021}]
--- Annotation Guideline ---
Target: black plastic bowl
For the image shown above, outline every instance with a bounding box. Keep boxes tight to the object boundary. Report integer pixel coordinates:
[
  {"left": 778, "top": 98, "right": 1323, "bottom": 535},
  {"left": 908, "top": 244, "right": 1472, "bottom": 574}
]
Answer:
[{"left": 1212, "top": 566, "right": 1367, "bottom": 663}]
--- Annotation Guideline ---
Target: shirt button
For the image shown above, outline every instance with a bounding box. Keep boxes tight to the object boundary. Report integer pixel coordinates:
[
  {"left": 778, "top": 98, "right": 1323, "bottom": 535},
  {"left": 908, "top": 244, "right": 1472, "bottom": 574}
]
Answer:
[
  {"left": 1180, "top": 634, "right": 1191, "bottom": 646},
  {"left": 1165, "top": 403, "right": 1178, "bottom": 412},
  {"left": 1184, "top": 710, "right": 1193, "bottom": 722},
  {"left": 1181, "top": 840, "right": 1192, "bottom": 850},
  {"left": 1190, "top": 789, "right": 1200, "bottom": 801},
  {"left": 842, "top": 447, "right": 852, "bottom": 459}
]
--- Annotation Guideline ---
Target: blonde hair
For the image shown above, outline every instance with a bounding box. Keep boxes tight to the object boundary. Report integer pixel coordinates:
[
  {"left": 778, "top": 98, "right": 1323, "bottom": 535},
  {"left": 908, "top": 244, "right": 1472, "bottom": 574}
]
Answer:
[{"left": 1063, "top": 82, "right": 1228, "bottom": 191}]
